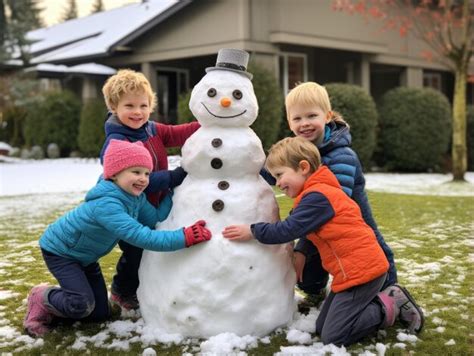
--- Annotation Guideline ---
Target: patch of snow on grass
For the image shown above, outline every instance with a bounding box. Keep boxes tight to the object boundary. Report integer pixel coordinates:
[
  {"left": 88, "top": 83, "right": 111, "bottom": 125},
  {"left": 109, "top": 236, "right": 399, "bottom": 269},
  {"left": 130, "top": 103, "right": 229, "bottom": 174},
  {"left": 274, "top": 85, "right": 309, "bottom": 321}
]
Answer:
[
  {"left": 199, "top": 332, "right": 258, "bottom": 354},
  {"left": 0, "top": 290, "right": 19, "bottom": 300},
  {"left": 286, "top": 329, "right": 313, "bottom": 344}
]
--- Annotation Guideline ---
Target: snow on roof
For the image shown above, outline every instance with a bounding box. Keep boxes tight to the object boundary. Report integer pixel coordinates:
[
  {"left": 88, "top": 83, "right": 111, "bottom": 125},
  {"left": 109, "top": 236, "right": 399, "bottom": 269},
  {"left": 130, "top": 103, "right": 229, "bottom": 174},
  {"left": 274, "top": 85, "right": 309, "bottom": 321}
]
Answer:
[
  {"left": 26, "top": 63, "right": 117, "bottom": 76},
  {"left": 27, "top": 0, "right": 191, "bottom": 64}
]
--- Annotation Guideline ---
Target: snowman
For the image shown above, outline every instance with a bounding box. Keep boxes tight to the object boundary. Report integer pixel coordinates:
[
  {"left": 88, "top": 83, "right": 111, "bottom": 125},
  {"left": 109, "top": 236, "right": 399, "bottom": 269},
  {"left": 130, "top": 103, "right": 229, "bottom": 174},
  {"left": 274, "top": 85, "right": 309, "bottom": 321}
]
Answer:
[{"left": 138, "top": 49, "right": 296, "bottom": 338}]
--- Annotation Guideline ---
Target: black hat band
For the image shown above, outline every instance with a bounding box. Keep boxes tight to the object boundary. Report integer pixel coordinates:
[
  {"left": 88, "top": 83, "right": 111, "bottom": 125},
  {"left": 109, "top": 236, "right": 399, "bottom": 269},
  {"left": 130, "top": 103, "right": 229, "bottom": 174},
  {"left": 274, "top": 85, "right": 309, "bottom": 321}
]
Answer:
[{"left": 216, "top": 62, "right": 246, "bottom": 72}]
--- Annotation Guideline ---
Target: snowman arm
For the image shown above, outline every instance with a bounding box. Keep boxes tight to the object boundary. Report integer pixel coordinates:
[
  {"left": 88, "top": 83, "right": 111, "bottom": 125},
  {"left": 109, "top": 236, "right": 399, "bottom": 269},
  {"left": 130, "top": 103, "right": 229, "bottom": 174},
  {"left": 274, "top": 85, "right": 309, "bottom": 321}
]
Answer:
[
  {"left": 252, "top": 193, "right": 335, "bottom": 244},
  {"left": 155, "top": 121, "right": 200, "bottom": 147},
  {"left": 95, "top": 199, "right": 186, "bottom": 251}
]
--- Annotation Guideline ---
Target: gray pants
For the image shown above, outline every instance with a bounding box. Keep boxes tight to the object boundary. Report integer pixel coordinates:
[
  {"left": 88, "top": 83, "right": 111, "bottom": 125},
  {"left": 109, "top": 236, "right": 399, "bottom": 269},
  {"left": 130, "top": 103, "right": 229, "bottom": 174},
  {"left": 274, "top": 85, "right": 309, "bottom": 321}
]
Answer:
[{"left": 316, "top": 273, "right": 387, "bottom": 346}]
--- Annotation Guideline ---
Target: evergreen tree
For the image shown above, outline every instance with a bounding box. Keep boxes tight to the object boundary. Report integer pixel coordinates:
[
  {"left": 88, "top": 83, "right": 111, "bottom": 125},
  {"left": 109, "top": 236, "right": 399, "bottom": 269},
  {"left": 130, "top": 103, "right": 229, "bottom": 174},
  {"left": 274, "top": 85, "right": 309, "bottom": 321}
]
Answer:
[
  {"left": 1, "top": 0, "right": 43, "bottom": 65},
  {"left": 91, "top": 0, "right": 104, "bottom": 13},
  {"left": 0, "top": 0, "right": 7, "bottom": 61},
  {"left": 62, "top": 0, "right": 78, "bottom": 22}
]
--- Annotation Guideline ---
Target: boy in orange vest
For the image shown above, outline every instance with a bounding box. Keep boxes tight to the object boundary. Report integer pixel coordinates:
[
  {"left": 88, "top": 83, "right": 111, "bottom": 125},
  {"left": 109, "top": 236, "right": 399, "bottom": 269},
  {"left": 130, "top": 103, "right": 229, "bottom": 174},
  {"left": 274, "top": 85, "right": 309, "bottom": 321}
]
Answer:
[{"left": 223, "top": 136, "right": 423, "bottom": 346}]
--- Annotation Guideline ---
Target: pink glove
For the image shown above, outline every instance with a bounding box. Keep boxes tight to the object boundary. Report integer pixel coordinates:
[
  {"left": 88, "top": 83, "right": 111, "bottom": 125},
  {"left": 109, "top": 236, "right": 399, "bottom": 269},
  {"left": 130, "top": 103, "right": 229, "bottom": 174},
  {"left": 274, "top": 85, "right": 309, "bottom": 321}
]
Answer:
[{"left": 184, "top": 220, "right": 212, "bottom": 247}]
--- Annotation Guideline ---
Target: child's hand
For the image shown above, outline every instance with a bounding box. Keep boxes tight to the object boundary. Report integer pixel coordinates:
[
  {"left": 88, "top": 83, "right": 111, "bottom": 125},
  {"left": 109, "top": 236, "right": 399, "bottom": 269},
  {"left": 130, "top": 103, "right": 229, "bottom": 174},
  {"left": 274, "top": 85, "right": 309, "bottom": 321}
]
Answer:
[
  {"left": 184, "top": 220, "right": 212, "bottom": 247},
  {"left": 222, "top": 225, "right": 253, "bottom": 241},
  {"left": 293, "top": 251, "right": 306, "bottom": 282}
]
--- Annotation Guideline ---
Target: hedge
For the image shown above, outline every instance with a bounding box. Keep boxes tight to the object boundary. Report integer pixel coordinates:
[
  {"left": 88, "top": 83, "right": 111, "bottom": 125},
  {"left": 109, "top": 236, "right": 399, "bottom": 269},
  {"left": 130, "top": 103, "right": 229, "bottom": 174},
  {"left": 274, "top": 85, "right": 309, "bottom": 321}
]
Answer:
[
  {"left": 0, "top": 106, "right": 27, "bottom": 147},
  {"left": 378, "top": 87, "right": 451, "bottom": 172},
  {"left": 326, "top": 83, "right": 378, "bottom": 169},
  {"left": 24, "top": 90, "right": 81, "bottom": 156},
  {"left": 467, "top": 105, "right": 474, "bottom": 171},
  {"left": 78, "top": 99, "right": 107, "bottom": 157}
]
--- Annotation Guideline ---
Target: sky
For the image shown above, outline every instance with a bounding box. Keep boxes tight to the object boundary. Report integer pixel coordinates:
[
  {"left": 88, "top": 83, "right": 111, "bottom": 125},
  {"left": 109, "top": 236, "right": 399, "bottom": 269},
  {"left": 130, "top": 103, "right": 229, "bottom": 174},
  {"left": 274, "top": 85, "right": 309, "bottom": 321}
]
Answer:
[{"left": 38, "top": 0, "right": 139, "bottom": 27}]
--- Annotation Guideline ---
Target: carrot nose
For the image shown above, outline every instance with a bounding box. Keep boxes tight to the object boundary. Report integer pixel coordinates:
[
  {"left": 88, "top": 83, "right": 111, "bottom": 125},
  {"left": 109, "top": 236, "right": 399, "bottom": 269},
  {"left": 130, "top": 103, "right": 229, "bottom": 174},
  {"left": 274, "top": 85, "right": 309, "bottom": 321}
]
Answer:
[{"left": 220, "top": 97, "right": 231, "bottom": 107}]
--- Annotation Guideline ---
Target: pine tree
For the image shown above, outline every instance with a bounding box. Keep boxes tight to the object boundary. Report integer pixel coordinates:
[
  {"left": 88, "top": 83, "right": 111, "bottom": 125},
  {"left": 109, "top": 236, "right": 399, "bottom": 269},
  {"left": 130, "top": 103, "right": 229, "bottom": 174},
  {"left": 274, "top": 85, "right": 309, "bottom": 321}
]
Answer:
[
  {"left": 0, "top": 0, "right": 7, "bottom": 61},
  {"left": 62, "top": 0, "right": 78, "bottom": 22},
  {"left": 91, "top": 0, "right": 104, "bottom": 14},
  {"left": 1, "top": 0, "right": 43, "bottom": 65}
]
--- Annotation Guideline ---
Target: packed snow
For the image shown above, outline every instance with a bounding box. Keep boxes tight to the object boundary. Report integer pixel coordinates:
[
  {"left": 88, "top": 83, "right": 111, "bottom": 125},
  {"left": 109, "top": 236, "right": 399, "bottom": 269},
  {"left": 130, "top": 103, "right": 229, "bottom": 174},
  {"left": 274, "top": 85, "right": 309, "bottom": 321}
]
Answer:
[{"left": 138, "top": 61, "right": 295, "bottom": 337}]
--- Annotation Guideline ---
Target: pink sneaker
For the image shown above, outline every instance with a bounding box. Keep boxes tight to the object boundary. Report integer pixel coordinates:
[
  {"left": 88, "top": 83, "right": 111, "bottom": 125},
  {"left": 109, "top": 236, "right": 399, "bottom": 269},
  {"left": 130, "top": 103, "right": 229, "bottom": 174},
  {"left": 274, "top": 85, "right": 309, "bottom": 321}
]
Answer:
[
  {"left": 381, "top": 284, "right": 424, "bottom": 333},
  {"left": 377, "top": 292, "right": 398, "bottom": 328},
  {"left": 23, "top": 285, "right": 54, "bottom": 337}
]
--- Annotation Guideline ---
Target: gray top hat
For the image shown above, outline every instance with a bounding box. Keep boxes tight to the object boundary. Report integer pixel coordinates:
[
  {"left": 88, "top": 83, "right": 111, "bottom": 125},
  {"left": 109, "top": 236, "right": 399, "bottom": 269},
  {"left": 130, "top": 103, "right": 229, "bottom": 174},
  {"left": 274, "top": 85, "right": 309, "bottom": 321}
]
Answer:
[{"left": 206, "top": 48, "right": 253, "bottom": 80}]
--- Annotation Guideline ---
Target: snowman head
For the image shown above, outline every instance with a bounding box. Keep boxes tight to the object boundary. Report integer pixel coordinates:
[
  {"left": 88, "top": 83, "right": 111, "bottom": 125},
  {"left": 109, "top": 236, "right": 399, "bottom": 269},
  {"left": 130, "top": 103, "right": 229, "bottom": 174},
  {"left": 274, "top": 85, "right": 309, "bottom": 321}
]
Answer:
[{"left": 189, "top": 49, "right": 259, "bottom": 128}]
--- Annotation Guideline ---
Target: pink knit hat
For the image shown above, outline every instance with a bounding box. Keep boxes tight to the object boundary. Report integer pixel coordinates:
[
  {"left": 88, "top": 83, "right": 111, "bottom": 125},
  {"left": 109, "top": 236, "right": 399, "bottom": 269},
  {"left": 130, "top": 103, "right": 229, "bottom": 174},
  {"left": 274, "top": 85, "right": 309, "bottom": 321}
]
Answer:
[{"left": 103, "top": 139, "right": 153, "bottom": 179}]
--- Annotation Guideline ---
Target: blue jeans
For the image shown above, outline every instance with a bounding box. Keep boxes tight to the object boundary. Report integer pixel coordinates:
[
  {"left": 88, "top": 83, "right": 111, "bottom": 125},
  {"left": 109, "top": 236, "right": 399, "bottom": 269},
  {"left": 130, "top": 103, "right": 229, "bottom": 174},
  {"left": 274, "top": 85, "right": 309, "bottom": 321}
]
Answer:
[
  {"left": 41, "top": 249, "right": 110, "bottom": 321},
  {"left": 111, "top": 240, "right": 143, "bottom": 297}
]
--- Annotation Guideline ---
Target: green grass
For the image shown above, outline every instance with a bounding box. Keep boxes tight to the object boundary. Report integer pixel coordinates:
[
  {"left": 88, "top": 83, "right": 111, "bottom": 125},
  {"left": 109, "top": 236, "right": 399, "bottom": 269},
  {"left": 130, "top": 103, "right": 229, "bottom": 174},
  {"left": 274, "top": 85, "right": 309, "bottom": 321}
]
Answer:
[{"left": 0, "top": 191, "right": 473, "bottom": 355}]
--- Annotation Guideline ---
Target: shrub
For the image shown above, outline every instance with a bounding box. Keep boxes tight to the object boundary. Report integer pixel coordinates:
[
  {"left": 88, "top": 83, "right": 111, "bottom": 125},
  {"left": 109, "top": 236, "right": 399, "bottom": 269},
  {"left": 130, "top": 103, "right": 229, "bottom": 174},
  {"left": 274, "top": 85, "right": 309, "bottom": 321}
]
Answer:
[
  {"left": 177, "top": 62, "right": 284, "bottom": 150},
  {"left": 177, "top": 90, "right": 193, "bottom": 124},
  {"left": 467, "top": 106, "right": 474, "bottom": 171},
  {"left": 378, "top": 87, "right": 451, "bottom": 172},
  {"left": 0, "top": 106, "right": 27, "bottom": 147},
  {"left": 24, "top": 90, "right": 81, "bottom": 156},
  {"left": 78, "top": 99, "right": 107, "bottom": 157},
  {"left": 248, "top": 62, "right": 284, "bottom": 150},
  {"left": 326, "top": 83, "right": 378, "bottom": 169}
]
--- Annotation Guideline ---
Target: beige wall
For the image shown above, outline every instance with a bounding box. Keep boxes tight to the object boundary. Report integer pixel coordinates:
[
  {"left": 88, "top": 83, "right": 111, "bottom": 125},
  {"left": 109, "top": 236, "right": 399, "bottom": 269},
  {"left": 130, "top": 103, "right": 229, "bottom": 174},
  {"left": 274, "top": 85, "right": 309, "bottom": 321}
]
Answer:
[{"left": 259, "top": 0, "right": 447, "bottom": 71}]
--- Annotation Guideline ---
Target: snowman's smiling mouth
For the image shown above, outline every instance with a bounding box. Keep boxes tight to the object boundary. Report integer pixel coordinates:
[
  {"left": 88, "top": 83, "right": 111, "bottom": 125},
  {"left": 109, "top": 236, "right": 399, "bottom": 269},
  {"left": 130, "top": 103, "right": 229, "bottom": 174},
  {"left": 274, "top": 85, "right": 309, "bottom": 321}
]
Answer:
[{"left": 201, "top": 103, "right": 247, "bottom": 119}]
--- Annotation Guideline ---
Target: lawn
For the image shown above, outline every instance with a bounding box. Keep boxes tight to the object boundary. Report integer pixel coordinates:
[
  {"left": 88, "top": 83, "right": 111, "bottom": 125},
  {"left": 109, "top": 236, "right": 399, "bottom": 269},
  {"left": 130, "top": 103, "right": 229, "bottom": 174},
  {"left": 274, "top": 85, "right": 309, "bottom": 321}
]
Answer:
[{"left": 0, "top": 190, "right": 472, "bottom": 355}]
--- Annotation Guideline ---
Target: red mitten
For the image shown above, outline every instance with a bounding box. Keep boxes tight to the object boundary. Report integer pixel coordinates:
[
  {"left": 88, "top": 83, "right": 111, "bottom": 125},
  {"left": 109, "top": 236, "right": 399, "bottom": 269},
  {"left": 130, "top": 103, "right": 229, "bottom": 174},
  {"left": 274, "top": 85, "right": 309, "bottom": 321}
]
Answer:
[{"left": 184, "top": 220, "right": 212, "bottom": 247}]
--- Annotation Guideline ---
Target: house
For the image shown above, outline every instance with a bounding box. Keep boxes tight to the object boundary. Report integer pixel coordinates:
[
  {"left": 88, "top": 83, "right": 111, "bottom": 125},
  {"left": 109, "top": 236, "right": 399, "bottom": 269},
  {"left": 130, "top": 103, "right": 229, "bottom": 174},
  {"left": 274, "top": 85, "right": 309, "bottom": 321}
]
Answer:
[{"left": 14, "top": 0, "right": 474, "bottom": 123}]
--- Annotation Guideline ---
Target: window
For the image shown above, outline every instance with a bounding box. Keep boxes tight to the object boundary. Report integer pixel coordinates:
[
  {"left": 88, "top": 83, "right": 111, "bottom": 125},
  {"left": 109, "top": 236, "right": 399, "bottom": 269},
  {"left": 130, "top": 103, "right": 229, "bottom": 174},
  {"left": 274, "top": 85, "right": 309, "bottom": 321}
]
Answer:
[
  {"left": 423, "top": 71, "right": 442, "bottom": 91},
  {"left": 280, "top": 53, "right": 307, "bottom": 94},
  {"left": 156, "top": 68, "right": 189, "bottom": 124}
]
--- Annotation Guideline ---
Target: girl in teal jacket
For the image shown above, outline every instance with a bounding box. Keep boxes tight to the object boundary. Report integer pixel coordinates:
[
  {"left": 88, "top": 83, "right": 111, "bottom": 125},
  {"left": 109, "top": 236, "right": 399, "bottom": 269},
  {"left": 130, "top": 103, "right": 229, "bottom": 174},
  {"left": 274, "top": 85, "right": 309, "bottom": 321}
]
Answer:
[{"left": 24, "top": 139, "right": 211, "bottom": 337}]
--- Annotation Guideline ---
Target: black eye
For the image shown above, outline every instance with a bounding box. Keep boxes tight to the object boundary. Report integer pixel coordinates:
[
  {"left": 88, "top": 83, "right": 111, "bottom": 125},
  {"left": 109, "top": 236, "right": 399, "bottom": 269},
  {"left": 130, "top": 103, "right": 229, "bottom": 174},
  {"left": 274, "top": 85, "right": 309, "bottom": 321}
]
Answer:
[
  {"left": 233, "top": 90, "right": 242, "bottom": 100},
  {"left": 207, "top": 88, "right": 216, "bottom": 97}
]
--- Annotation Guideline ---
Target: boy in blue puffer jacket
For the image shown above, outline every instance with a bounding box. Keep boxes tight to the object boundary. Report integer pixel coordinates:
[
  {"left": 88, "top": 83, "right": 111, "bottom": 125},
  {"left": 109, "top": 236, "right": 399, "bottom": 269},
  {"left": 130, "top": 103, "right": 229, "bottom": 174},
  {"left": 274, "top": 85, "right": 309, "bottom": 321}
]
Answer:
[
  {"left": 23, "top": 139, "right": 211, "bottom": 337},
  {"left": 263, "top": 82, "right": 397, "bottom": 306}
]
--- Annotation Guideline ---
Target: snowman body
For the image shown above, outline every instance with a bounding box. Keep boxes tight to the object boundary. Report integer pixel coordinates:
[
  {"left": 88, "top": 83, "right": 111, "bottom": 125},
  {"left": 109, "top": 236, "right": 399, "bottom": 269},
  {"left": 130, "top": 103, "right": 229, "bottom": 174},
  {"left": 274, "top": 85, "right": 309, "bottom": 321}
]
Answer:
[{"left": 138, "top": 70, "right": 296, "bottom": 338}]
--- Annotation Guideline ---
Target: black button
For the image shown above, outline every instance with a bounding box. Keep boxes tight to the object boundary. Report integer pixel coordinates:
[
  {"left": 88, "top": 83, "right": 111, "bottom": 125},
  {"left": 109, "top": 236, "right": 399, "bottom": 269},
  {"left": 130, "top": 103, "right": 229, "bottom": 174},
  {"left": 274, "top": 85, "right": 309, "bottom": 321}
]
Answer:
[
  {"left": 212, "top": 199, "right": 224, "bottom": 212},
  {"left": 211, "top": 138, "right": 222, "bottom": 148},
  {"left": 211, "top": 158, "right": 223, "bottom": 169},
  {"left": 218, "top": 181, "right": 229, "bottom": 190}
]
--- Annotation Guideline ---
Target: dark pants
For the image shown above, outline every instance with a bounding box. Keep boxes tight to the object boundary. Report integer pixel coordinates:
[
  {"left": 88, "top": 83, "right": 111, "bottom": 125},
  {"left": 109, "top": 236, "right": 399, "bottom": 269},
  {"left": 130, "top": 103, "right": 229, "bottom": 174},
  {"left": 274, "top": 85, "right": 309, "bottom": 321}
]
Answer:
[
  {"left": 297, "top": 250, "right": 329, "bottom": 295},
  {"left": 316, "top": 273, "right": 386, "bottom": 346},
  {"left": 42, "top": 249, "right": 110, "bottom": 322},
  {"left": 111, "top": 240, "right": 143, "bottom": 297}
]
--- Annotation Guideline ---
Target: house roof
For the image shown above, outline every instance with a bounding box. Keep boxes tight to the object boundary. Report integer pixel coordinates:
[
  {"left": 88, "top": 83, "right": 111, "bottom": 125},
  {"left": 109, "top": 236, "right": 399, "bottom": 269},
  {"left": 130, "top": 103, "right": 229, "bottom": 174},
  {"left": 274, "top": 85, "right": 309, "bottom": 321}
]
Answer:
[{"left": 27, "top": 0, "right": 192, "bottom": 64}]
